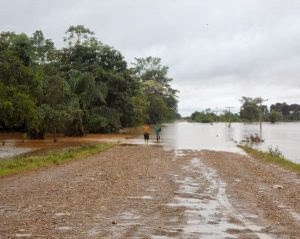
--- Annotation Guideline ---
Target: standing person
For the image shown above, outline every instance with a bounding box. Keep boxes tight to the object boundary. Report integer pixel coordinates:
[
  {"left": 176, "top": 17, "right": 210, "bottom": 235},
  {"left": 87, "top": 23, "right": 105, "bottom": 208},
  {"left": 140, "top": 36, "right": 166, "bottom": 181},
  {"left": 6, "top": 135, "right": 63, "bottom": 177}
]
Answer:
[
  {"left": 143, "top": 124, "right": 151, "bottom": 144},
  {"left": 155, "top": 124, "right": 161, "bottom": 142}
]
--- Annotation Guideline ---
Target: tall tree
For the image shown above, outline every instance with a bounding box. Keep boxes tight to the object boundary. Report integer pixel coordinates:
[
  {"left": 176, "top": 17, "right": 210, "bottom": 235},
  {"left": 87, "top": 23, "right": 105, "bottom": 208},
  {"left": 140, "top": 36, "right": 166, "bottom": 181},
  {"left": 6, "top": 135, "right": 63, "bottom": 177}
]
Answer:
[
  {"left": 37, "top": 65, "right": 72, "bottom": 140},
  {"left": 0, "top": 32, "right": 36, "bottom": 92},
  {"left": 60, "top": 25, "right": 137, "bottom": 132},
  {"left": 0, "top": 26, "right": 179, "bottom": 136},
  {"left": 64, "top": 25, "right": 95, "bottom": 46},
  {"left": 30, "top": 30, "right": 56, "bottom": 63},
  {"left": 239, "top": 97, "right": 264, "bottom": 122},
  {"left": 131, "top": 57, "right": 178, "bottom": 123}
]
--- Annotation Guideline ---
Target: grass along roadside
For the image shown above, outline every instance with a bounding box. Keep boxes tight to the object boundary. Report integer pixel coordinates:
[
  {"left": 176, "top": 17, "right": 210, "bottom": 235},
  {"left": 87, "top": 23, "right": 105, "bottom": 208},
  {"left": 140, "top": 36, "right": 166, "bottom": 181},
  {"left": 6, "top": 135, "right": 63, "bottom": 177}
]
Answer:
[
  {"left": 239, "top": 145, "right": 300, "bottom": 173},
  {"left": 0, "top": 143, "right": 114, "bottom": 177}
]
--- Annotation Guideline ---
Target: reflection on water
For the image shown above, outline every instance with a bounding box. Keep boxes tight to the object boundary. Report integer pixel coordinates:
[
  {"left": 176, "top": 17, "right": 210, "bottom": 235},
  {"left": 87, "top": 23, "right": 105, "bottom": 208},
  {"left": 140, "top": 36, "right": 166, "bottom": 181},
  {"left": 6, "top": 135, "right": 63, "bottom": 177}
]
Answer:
[
  {"left": 0, "top": 140, "right": 34, "bottom": 158},
  {"left": 161, "top": 121, "right": 300, "bottom": 164},
  {"left": 161, "top": 122, "right": 244, "bottom": 154}
]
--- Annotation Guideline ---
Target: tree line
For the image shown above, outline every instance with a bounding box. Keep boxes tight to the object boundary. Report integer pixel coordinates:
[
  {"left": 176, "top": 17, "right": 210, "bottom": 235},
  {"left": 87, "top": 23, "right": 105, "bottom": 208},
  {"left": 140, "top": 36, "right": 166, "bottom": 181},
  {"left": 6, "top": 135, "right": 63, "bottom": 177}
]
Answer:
[
  {"left": 189, "top": 97, "right": 300, "bottom": 123},
  {"left": 0, "top": 25, "right": 179, "bottom": 139}
]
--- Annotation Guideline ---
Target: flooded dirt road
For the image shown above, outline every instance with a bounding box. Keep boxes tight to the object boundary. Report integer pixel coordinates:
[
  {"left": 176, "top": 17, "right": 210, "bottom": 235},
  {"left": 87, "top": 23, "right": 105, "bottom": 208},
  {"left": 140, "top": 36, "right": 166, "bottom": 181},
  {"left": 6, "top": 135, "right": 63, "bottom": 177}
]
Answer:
[{"left": 0, "top": 144, "right": 299, "bottom": 238}]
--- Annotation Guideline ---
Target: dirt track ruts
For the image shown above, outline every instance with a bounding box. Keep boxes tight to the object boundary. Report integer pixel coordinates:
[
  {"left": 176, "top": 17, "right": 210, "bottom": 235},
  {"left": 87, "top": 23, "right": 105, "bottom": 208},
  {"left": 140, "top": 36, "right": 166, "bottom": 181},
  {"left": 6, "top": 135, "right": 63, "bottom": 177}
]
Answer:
[{"left": 0, "top": 145, "right": 299, "bottom": 238}]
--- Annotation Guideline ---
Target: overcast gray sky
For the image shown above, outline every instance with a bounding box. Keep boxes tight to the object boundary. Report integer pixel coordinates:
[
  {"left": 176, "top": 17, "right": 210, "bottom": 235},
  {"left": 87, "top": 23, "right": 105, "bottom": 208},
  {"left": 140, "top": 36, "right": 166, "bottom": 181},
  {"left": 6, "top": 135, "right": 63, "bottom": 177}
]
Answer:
[{"left": 1, "top": 0, "right": 300, "bottom": 116}]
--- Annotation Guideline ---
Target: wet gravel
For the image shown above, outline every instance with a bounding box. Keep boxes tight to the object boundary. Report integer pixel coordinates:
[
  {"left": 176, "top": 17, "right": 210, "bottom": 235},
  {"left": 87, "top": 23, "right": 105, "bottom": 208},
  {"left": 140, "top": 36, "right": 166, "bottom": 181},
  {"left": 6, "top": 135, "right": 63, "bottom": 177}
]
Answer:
[{"left": 0, "top": 145, "right": 299, "bottom": 238}]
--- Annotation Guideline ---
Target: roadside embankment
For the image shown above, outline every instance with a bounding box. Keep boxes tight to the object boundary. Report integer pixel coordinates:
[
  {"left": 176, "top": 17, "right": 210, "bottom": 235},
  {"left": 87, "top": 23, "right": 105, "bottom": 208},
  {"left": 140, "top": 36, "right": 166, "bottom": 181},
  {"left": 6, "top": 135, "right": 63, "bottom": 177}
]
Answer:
[
  {"left": 0, "top": 143, "right": 114, "bottom": 177},
  {"left": 239, "top": 145, "right": 300, "bottom": 173}
]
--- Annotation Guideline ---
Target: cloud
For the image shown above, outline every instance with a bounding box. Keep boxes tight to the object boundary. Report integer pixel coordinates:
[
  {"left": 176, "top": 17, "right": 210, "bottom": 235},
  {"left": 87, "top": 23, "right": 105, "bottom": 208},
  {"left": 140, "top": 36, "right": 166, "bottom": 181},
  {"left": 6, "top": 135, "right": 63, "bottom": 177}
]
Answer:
[{"left": 1, "top": 0, "right": 300, "bottom": 116}]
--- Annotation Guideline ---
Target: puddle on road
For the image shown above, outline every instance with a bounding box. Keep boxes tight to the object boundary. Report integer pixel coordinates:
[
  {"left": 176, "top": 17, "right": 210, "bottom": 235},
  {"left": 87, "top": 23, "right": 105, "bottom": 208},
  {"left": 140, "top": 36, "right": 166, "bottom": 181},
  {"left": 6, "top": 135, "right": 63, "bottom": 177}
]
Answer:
[
  {"left": 86, "top": 156, "right": 274, "bottom": 238},
  {"left": 166, "top": 157, "right": 272, "bottom": 239},
  {"left": 152, "top": 236, "right": 174, "bottom": 239},
  {"left": 128, "top": 196, "right": 153, "bottom": 200},
  {"left": 15, "top": 233, "right": 32, "bottom": 238},
  {"left": 289, "top": 211, "right": 300, "bottom": 221},
  {"left": 119, "top": 212, "right": 141, "bottom": 220}
]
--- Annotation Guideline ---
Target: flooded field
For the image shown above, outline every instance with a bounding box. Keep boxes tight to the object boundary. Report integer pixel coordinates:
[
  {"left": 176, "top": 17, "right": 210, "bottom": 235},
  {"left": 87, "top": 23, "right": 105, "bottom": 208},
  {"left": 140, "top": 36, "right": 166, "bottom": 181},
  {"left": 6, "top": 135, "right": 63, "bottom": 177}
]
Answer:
[
  {"left": 1, "top": 121, "right": 300, "bottom": 164},
  {"left": 0, "top": 133, "right": 132, "bottom": 159},
  {"left": 161, "top": 121, "right": 300, "bottom": 164}
]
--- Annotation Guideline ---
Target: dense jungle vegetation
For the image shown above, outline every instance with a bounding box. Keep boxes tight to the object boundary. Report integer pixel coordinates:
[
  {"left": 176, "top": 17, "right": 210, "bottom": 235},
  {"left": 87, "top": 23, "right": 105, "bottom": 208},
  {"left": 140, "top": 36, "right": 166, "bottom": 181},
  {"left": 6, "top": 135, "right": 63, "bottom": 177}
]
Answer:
[{"left": 0, "top": 25, "right": 179, "bottom": 139}]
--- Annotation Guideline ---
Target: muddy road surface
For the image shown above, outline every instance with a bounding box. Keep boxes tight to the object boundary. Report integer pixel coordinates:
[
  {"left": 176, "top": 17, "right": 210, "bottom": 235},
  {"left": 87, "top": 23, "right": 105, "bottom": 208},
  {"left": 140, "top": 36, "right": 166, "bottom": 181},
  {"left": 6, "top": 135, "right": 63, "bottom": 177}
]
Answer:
[{"left": 0, "top": 145, "right": 299, "bottom": 238}]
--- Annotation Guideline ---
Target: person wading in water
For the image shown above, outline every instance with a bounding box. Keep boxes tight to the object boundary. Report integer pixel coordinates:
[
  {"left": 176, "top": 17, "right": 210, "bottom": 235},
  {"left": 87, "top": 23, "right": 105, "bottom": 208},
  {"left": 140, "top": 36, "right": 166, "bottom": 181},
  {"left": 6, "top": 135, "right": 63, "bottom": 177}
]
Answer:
[
  {"left": 155, "top": 124, "right": 161, "bottom": 142},
  {"left": 143, "top": 124, "right": 151, "bottom": 144}
]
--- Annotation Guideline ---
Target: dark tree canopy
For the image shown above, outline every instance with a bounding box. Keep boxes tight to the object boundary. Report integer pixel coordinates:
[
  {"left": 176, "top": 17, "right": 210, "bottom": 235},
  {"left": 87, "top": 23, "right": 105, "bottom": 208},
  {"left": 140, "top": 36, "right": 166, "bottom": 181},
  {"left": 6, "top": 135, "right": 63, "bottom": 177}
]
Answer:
[{"left": 0, "top": 25, "right": 179, "bottom": 138}]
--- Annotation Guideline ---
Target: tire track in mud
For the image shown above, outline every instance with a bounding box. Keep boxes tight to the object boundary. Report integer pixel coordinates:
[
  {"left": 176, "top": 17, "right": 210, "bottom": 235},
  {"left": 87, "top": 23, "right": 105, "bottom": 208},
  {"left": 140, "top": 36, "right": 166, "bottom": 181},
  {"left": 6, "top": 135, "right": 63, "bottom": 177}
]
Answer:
[
  {"left": 164, "top": 156, "right": 272, "bottom": 239},
  {"left": 1, "top": 145, "right": 297, "bottom": 238},
  {"left": 100, "top": 152, "right": 273, "bottom": 239}
]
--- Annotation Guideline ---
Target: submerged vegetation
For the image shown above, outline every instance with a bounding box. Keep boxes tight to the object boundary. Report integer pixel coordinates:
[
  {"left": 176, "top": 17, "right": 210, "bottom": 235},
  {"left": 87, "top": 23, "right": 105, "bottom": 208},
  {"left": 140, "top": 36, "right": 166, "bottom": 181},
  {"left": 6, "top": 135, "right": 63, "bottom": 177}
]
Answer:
[
  {"left": 239, "top": 145, "right": 300, "bottom": 173},
  {"left": 0, "top": 143, "right": 113, "bottom": 177},
  {"left": 0, "top": 25, "right": 179, "bottom": 139}
]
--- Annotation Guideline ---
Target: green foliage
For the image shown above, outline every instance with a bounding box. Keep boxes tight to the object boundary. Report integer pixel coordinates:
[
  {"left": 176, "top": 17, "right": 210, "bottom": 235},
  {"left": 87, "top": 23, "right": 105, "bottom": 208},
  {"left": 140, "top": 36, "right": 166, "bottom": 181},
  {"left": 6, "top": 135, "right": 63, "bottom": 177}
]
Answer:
[
  {"left": 268, "top": 146, "right": 284, "bottom": 158},
  {"left": 130, "top": 92, "right": 150, "bottom": 125},
  {"left": 239, "top": 97, "right": 268, "bottom": 122},
  {"left": 0, "top": 26, "right": 179, "bottom": 135},
  {"left": 0, "top": 143, "right": 114, "bottom": 177},
  {"left": 30, "top": 30, "right": 56, "bottom": 63},
  {"left": 268, "top": 110, "right": 282, "bottom": 123},
  {"left": 85, "top": 113, "right": 108, "bottom": 133},
  {"left": 132, "top": 57, "right": 170, "bottom": 84},
  {"left": 131, "top": 56, "right": 178, "bottom": 124},
  {"left": 64, "top": 25, "right": 95, "bottom": 46},
  {"left": 270, "top": 103, "right": 300, "bottom": 121},
  {"left": 0, "top": 32, "right": 36, "bottom": 92},
  {"left": 239, "top": 145, "right": 300, "bottom": 173},
  {"left": 218, "top": 112, "right": 241, "bottom": 122},
  {"left": 148, "top": 95, "right": 169, "bottom": 123},
  {"left": 0, "top": 83, "right": 38, "bottom": 130},
  {"left": 189, "top": 109, "right": 241, "bottom": 123},
  {"left": 239, "top": 98, "right": 299, "bottom": 123},
  {"left": 190, "top": 110, "right": 215, "bottom": 123}
]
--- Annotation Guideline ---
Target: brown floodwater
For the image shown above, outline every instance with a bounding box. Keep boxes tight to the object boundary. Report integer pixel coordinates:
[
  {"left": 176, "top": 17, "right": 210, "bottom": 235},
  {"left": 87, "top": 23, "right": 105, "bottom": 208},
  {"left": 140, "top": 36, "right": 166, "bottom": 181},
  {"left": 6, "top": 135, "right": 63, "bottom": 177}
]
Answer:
[
  {"left": 160, "top": 121, "right": 300, "bottom": 164},
  {"left": 0, "top": 133, "right": 133, "bottom": 158},
  {"left": 2, "top": 121, "right": 300, "bottom": 164}
]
